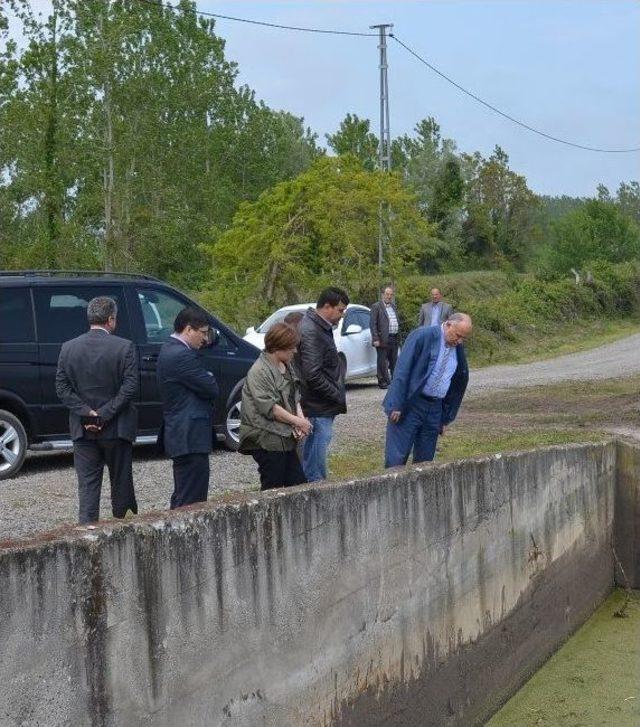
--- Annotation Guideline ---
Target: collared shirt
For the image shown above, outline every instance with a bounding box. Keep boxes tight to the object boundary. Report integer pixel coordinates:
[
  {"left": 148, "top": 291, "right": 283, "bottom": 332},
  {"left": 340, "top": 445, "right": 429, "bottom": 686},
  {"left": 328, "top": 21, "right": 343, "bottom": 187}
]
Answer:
[
  {"left": 385, "top": 303, "right": 399, "bottom": 334},
  {"left": 423, "top": 325, "right": 458, "bottom": 399},
  {"left": 90, "top": 326, "right": 110, "bottom": 335},
  {"left": 430, "top": 302, "right": 441, "bottom": 327}
]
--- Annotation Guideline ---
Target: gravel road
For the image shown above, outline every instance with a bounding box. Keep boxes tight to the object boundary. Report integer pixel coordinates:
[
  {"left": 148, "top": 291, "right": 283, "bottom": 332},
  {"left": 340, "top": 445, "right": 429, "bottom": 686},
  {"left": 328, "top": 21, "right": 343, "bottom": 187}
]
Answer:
[{"left": 3, "top": 332, "right": 640, "bottom": 543}]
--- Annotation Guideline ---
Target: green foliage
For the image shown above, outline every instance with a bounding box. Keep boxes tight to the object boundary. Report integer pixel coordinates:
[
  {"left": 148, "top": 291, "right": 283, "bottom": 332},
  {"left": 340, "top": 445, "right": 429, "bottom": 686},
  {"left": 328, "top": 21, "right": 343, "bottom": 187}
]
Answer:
[
  {"left": 538, "top": 199, "right": 640, "bottom": 275},
  {"left": 0, "top": 1, "right": 320, "bottom": 285},
  {"left": 460, "top": 146, "right": 541, "bottom": 270},
  {"left": 201, "top": 156, "right": 440, "bottom": 328},
  {"left": 325, "top": 113, "right": 378, "bottom": 171}
]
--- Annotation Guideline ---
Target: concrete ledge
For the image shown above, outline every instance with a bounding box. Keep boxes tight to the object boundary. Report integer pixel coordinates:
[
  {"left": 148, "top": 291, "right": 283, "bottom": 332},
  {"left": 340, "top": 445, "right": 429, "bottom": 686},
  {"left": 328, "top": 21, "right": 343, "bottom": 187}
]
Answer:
[{"left": 0, "top": 441, "right": 623, "bottom": 726}]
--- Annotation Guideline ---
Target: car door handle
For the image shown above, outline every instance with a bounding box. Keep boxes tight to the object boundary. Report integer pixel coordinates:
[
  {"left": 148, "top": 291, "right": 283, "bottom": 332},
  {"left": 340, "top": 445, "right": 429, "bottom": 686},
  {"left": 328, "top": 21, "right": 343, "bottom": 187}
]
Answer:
[{"left": 142, "top": 354, "right": 158, "bottom": 362}]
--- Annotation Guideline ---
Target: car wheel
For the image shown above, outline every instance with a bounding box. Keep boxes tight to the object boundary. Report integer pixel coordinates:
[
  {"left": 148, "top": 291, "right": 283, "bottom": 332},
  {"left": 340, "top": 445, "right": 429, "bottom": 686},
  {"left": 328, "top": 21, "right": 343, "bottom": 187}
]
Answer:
[
  {"left": 0, "top": 410, "right": 28, "bottom": 480},
  {"left": 224, "top": 394, "right": 242, "bottom": 451}
]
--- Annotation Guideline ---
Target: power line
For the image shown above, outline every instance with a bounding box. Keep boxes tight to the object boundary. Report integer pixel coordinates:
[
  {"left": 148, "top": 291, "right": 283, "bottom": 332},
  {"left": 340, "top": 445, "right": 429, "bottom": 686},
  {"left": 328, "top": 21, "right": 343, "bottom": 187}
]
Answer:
[
  {"left": 391, "top": 34, "right": 640, "bottom": 154},
  {"left": 134, "top": 0, "right": 376, "bottom": 37}
]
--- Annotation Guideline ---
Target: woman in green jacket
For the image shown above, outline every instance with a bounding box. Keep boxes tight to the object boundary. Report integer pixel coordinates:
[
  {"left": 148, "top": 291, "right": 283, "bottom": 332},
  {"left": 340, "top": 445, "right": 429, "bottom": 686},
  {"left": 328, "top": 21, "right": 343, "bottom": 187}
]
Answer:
[{"left": 239, "top": 322, "right": 312, "bottom": 490}]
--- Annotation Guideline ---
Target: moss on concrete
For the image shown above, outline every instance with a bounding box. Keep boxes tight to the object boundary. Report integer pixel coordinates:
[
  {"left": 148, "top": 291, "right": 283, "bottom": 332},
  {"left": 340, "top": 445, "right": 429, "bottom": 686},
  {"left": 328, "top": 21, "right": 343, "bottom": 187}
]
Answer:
[{"left": 487, "top": 589, "right": 640, "bottom": 727}]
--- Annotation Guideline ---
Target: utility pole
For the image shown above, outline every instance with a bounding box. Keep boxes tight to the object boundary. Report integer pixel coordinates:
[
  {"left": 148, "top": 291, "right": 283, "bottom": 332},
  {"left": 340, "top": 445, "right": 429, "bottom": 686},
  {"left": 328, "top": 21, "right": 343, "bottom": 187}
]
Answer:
[
  {"left": 370, "top": 23, "right": 393, "bottom": 272},
  {"left": 370, "top": 24, "right": 392, "bottom": 173}
]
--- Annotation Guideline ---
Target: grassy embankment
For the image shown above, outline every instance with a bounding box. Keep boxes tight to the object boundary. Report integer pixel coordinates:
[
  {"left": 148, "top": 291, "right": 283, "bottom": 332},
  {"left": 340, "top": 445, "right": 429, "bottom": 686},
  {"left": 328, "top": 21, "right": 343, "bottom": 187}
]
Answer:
[{"left": 395, "top": 263, "right": 640, "bottom": 367}]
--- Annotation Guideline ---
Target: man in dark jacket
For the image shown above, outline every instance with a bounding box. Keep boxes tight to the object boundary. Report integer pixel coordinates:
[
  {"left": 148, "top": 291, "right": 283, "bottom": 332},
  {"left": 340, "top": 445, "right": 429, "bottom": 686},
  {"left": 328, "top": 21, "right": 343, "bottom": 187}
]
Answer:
[
  {"left": 370, "top": 285, "right": 400, "bottom": 389},
  {"left": 156, "top": 307, "right": 218, "bottom": 509},
  {"left": 298, "top": 287, "right": 349, "bottom": 481},
  {"left": 383, "top": 313, "right": 472, "bottom": 468},
  {"left": 56, "top": 296, "right": 138, "bottom": 524}
]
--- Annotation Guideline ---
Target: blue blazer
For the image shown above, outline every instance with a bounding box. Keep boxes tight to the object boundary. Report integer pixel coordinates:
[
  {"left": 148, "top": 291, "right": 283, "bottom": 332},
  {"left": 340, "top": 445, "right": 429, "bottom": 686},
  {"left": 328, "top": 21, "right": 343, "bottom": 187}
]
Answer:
[
  {"left": 156, "top": 337, "right": 219, "bottom": 458},
  {"left": 382, "top": 326, "right": 469, "bottom": 426}
]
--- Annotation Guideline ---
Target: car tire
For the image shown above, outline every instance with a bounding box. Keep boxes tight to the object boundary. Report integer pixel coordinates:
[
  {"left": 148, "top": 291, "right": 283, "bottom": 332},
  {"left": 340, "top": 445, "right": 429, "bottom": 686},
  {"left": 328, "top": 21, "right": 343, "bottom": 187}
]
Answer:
[
  {"left": 223, "top": 393, "right": 242, "bottom": 451},
  {"left": 0, "top": 409, "right": 28, "bottom": 480}
]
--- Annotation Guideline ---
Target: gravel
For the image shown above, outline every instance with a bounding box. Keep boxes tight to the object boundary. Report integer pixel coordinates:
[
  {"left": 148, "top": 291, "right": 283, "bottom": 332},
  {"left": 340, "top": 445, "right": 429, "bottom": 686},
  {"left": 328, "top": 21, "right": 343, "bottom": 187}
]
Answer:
[{"left": 3, "top": 332, "right": 640, "bottom": 543}]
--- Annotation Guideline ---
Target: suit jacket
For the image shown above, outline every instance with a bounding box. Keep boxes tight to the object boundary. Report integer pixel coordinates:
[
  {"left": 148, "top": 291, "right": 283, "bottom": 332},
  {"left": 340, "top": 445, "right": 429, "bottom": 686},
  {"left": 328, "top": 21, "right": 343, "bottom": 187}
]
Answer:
[
  {"left": 156, "top": 337, "right": 219, "bottom": 459},
  {"left": 370, "top": 300, "right": 399, "bottom": 347},
  {"left": 383, "top": 326, "right": 468, "bottom": 426},
  {"left": 55, "top": 329, "right": 138, "bottom": 441},
  {"left": 418, "top": 301, "right": 453, "bottom": 327}
]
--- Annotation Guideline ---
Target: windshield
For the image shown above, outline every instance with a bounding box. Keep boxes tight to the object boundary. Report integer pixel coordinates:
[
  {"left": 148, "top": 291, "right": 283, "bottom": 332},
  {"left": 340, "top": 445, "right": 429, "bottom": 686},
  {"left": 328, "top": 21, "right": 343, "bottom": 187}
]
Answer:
[{"left": 256, "top": 309, "right": 290, "bottom": 334}]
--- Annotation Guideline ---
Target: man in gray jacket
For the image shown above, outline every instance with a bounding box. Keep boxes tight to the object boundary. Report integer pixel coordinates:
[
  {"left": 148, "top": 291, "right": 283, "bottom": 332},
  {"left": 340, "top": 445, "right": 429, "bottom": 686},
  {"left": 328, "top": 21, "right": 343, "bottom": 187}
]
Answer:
[
  {"left": 370, "top": 285, "right": 400, "bottom": 389},
  {"left": 418, "top": 288, "right": 453, "bottom": 327},
  {"left": 56, "top": 297, "right": 138, "bottom": 524}
]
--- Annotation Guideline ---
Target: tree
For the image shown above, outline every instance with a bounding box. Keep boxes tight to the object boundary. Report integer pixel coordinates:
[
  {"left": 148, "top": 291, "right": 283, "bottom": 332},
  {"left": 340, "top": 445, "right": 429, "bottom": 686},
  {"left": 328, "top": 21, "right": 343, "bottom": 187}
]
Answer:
[
  {"left": 540, "top": 199, "right": 640, "bottom": 274},
  {"left": 326, "top": 113, "right": 378, "bottom": 171},
  {"left": 615, "top": 181, "right": 640, "bottom": 225},
  {"left": 202, "top": 156, "right": 441, "bottom": 328},
  {"left": 461, "top": 146, "right": 540, "bottom": 269}
]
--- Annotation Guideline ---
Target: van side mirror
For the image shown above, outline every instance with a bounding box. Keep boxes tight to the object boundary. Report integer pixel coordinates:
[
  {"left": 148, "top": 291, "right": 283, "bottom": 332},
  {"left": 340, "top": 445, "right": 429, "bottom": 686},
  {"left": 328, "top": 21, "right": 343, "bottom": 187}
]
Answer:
[{"left": 205, "top": 328, "right": 220, "bottom": 347}]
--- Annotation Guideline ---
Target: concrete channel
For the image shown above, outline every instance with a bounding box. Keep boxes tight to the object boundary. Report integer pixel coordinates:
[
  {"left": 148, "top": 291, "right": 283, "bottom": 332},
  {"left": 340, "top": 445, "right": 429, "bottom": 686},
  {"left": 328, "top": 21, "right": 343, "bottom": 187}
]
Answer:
[{"left": 0, "top": 439, "right": 638, "bottom": 726}]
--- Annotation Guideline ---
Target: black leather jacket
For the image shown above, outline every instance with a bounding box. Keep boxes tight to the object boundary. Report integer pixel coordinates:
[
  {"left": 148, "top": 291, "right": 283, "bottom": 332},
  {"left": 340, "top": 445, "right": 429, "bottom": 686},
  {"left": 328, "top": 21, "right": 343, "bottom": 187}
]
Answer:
[{"left": 298, "top": 308, "right": 347, "bottom": 417}]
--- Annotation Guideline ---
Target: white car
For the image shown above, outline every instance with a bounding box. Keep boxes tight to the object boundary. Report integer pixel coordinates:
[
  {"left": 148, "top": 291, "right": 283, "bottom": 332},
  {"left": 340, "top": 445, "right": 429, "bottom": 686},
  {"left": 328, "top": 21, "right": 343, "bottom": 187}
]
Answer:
[{"left": 244, "top": 303, "right": 377, "bottom": 381}]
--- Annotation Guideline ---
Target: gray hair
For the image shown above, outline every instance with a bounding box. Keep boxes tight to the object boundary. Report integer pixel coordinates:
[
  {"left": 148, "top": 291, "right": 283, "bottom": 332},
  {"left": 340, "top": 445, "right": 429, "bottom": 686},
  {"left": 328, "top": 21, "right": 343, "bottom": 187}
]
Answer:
[
  {"left": 87, "top": 296, "right": 117, "bottom": 325},
  {"left": 448, "top": 312, "right": 471, "bottom": 325}
]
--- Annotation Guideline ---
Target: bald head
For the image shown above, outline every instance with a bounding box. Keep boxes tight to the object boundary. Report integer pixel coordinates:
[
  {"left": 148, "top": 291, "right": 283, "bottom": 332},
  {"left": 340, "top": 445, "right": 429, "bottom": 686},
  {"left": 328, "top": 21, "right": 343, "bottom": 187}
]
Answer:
[
  {"left": 430, "top": 288, "right": 442, "bottom": 304},
  {"left": 443, "top": 313, "right": 472, "bottom": 347}
]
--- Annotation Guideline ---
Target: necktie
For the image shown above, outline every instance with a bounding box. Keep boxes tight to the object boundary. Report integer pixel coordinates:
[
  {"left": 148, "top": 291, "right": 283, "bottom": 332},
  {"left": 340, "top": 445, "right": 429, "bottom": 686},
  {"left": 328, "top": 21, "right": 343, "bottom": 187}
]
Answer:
[{"left": 431, "top": 346, "right": 452, "bottom": 393}]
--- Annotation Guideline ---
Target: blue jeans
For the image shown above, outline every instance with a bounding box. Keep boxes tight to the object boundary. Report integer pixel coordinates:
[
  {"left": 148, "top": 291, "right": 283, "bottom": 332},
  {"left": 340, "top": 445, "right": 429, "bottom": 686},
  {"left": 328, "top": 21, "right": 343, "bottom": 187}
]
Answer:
[
  {"left": 302, "top": 416, "right": 335, "bottom": 482},
  {"left": 384, "top": 398, "right": 442, "bottom": 468}
]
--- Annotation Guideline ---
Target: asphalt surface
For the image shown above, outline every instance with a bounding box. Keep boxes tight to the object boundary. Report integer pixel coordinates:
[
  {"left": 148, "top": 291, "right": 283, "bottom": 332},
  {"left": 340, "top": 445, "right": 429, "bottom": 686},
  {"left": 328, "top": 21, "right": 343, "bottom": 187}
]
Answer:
[{"left": 3, "top": 331, "right": 640, "bottom": 543}]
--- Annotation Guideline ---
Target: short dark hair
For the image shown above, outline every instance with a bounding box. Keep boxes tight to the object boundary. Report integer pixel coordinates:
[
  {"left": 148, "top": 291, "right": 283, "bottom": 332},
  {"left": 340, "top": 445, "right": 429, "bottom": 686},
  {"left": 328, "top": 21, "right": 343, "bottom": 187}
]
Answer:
[
  {"left": 283, "top": 311, "right": 304, "bottom": 330},
  {"left": 87, "top": 297, "right": 117, "bottom": 325},
  {"left": 264, "top": 322, "right": 300, "bottom": 353},
  {"left": 174, "top": 307, "right": 209, "bottom": 333},
  {"left": 317, "top": 287, "right": 349, "bottom": 309}
]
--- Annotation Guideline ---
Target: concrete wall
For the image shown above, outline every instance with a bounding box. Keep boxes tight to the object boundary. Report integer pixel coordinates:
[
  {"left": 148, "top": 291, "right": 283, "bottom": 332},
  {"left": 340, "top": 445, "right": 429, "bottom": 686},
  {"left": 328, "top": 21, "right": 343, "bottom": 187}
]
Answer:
[
  {"left": 0, "top": 442, "right": 620, "bottom": 727},
  {"left": 615, "top": 440, "right": 640, "bottom": 588}
]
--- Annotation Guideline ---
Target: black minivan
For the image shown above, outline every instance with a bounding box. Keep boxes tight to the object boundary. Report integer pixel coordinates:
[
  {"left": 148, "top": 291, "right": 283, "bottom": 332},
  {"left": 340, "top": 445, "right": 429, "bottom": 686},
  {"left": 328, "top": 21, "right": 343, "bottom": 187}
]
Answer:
[{"left": 0, "top": 271, "right": 260, "bottom": 479}]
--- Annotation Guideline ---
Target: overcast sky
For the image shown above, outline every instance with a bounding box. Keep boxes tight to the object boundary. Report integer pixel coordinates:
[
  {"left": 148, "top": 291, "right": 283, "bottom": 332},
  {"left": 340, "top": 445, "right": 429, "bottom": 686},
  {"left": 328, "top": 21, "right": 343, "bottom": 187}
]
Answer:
[{"left": 10, "top": 1, "right": 640, "bottom": 197}]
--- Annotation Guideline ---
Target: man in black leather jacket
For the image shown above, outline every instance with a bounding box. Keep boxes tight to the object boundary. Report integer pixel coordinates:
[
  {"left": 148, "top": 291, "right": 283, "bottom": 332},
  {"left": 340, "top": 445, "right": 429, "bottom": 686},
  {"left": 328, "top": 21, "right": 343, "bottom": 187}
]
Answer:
[{"left": 298, "top": 287, "right": 349, "bottom": 481}]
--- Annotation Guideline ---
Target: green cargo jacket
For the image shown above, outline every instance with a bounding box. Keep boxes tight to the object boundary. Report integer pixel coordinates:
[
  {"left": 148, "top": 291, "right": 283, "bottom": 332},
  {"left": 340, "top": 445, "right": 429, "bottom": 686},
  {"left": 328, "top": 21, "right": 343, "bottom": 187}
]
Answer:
[{"left": 239, "top": 352, "right": 301, "bottom": 452}]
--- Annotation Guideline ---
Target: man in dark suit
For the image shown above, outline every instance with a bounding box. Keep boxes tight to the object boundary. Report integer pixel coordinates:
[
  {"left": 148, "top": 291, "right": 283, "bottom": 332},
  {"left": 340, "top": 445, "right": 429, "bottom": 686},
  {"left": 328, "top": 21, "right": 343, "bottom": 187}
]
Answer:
[
  {"left": 418, "top": 288, "right": 454, "bottom": 327},
  {"left": 56, "top": 296, "right": 138, "bottom": 524},
  {"left": 383, "top": 313, "right": 472, "bottom": 468},
  {"left": 156, "top": 307, "right": 218, "bottom": 509},
  {"left": 370, "top": 285, "right": 400, "bottom": 389}
]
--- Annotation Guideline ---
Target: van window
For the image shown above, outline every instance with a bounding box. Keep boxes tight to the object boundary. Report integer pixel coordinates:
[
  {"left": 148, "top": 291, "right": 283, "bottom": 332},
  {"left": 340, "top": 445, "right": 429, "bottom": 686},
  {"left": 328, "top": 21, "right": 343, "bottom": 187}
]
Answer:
[
  {"left": 0, "top": 288, "right": 35, "bottom": 343},
  {"left": 34, "top": 287, "right": 130, "bottom": 343},
  {"left": 137, "top": 289, "right": 186, "bottom": 343}
]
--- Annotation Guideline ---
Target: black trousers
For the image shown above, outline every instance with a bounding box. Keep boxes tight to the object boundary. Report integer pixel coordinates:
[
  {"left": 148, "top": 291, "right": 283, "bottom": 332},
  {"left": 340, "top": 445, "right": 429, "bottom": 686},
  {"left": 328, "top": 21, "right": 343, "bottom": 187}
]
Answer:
[
  {"left": 171, "top": 453, "right": 210, "bottom": 509},
  {"left": 251, "top": 449, "right": 307, "bottom": 491},
  {"left": 376, "top": 335, "right": 399, "bottom": 386},
  {"left": 73, "top": 438, "right": 137, "bottom": 524}
]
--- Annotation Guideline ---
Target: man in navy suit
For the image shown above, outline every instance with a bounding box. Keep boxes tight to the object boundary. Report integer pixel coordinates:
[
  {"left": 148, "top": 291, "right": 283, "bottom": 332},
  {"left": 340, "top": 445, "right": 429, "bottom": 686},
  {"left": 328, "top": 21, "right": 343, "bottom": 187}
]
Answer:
[
  {"left": 157, "top": 307, "right": 219, "bottom": 509},
  {"left": 383, "top": 313, "right": 472, "bottom": 468}
]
